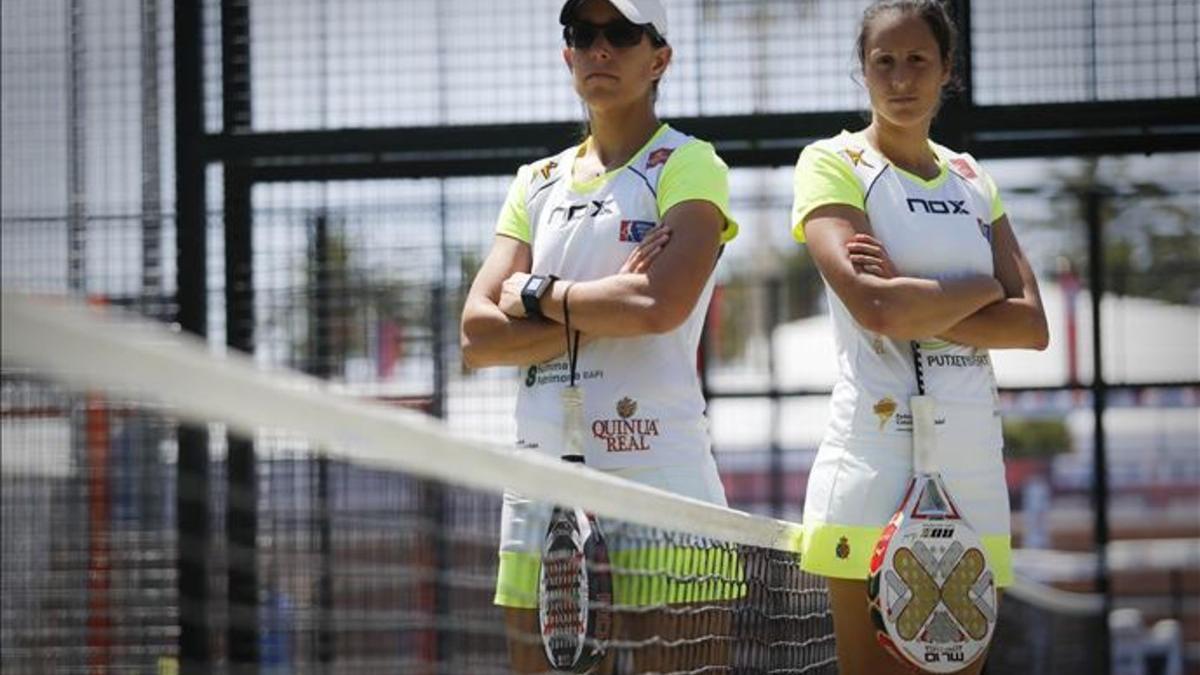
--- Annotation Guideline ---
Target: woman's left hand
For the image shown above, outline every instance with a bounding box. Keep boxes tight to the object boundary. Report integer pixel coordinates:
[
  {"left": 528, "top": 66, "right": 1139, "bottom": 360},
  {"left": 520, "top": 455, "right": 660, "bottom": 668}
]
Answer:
[{"left": 846, "top": 233, "right": 898, "bottom": 279}]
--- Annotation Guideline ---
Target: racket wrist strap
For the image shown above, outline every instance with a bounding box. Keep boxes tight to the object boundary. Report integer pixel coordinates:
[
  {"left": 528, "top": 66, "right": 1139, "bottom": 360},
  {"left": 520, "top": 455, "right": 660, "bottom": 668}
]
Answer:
[
  {"left": 910, "top": 341, "right": 936, "bottom": 473},
  {"left": 910, "top": 340, "right": 926, "bottom": 396},
  {"left": 563, "top": 282, "right": 581, "bottom": 388},
  {"left": 910, "top": 395, "right": 937, "bottom": 474}
]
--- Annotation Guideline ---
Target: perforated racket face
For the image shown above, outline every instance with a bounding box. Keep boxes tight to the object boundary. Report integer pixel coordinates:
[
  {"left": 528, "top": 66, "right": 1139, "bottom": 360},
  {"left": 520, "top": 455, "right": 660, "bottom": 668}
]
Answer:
[
  {"left": 539, "top": 506, "right": 611, "bottom": 673},
  {"left": 868, "top": 473, "right": 997, "bottom": 673}
]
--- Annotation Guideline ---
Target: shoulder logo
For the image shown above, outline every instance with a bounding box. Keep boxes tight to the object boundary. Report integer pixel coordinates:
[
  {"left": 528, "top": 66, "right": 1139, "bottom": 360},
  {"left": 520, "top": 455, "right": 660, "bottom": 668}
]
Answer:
[
  {"left": 538, "top": 160, "right": 558, "bottom": 180},
  {"left": 619, "top": 220, "right": 656, "bottom": 242},
  {"left": 950, "top": 157, "right": 977, "bottom": 179},
  {"left": 843, "top": 147, "right": 874, "bottom": 168},
  {"left": 646, "top": 147, "right": 674, "bottom": 169},
  {"left": 978, "top": 217, "right": 992, "bottom": 243}
]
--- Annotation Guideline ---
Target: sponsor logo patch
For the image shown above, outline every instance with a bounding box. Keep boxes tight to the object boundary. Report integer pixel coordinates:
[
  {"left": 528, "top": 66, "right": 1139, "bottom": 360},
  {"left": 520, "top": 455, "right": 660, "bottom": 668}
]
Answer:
[
  {"left": 592, "top": 397, "right": 660, "bottom": 452},
  {"left": 950, "top": 157, "right": 977, "bottom": 179},
  {"left": 926, "top": 353, "right": 992, "bottom": 368},
  {"left": 619, "top": 220, "right": 657, "bottom": 242},
  {"left": 906, "top": 198, "right": 968, "bottom": 215}
]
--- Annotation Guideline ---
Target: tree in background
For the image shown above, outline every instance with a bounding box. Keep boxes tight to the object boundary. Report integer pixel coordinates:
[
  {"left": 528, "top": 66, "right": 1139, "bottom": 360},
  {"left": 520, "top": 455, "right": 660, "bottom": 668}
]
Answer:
[
  {"left": 1002, "top": 418, "right": 1073, "bottom": 460},
  {"left": 262, "top": 212, "right": 429, "bottom": 381},
  {"left": 1037, "top": 158, "right": 1199, "bottom": 305}
]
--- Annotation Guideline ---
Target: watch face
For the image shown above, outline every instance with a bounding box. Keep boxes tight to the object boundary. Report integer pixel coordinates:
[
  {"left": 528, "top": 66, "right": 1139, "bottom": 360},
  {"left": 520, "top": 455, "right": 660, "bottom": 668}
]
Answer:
[{"left": 528, "top": 278, "right": 544, "bottom": 294}]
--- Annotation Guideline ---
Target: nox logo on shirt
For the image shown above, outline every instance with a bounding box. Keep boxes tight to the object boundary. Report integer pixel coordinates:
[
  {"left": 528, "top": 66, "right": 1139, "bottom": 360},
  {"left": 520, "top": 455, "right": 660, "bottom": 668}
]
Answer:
[
  {"left": 548, "top": 198, "right": 615, "bottom": 228},
  {"left": 906, "top": 198, "right": 968, "bottom": 215},
  {"left": 619, "top": 220, "right": 657, "bottom": 242}
]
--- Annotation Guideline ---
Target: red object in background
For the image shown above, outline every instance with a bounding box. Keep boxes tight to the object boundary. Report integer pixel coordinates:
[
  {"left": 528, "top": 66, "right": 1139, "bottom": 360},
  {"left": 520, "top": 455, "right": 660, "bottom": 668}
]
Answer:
[
  {"left": 1004, "top": 457, "right": 1052, "bottom": 493},
  {"left": 1059, "top": 265, "right": 1081, "bottom": 386},
  {"left": 377, "top": 319, "right": 403, "bottom": 379},
  {"left": 86, "top": 296, "right": 112, "bottom": 674}
]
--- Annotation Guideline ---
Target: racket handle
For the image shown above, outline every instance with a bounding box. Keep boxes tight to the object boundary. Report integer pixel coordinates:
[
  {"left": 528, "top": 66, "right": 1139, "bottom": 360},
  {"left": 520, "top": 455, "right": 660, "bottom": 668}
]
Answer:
[
  {"left": 910, "top": 395, "right": 938, "bottom": 474},
  {"left": 562, "top": 385, "right": 586, "bottom": 458}
]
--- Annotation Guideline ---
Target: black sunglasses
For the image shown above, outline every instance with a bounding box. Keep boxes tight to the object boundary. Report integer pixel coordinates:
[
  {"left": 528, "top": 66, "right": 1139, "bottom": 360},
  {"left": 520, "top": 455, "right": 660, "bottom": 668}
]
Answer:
[{"left": 563, "top": 19, "right": 664, "bottom": 50}]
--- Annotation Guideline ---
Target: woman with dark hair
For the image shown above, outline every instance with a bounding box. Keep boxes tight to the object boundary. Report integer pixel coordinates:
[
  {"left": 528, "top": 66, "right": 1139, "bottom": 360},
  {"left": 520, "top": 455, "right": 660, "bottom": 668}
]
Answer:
[
  {"left": 790, "top": 2, "right": 1048, "bottom": 673},
  {"left": 460, "top": 0, "right": 739, "bottom": 671}
]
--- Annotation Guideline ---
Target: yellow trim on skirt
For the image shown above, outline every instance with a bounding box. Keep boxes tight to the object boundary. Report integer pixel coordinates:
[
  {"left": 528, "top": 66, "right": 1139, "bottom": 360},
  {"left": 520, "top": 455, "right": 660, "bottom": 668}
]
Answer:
[
  {"left": 798, "top": 522, "right": 1013, "bottom": 588},
  {"left": 495, "top": 546, "right": 748, "bottom": 609}
]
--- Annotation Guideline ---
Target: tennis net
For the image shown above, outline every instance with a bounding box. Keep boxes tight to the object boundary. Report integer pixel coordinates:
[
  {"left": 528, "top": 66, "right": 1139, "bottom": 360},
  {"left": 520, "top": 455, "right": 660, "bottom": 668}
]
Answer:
[{"left": 1, "top": 293, "right": 836, "bottom": 674}]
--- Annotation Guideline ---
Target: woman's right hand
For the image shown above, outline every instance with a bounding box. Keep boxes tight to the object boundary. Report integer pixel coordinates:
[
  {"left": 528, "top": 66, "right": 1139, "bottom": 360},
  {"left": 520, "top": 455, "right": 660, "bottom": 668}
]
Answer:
[
  {"left": 619, "top": 225, "right": 672, "bottom": 274},
  {"left": 846, "top": 233, "right": 898, "bottom": 279}
]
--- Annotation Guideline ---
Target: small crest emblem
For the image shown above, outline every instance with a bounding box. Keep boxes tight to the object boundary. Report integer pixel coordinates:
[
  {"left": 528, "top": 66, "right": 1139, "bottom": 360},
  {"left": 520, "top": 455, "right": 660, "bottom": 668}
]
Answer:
[
  {"left": 872, "top": 336, "right": 886, "bottom": 355},
  {"left": 836, "top": 536, "right": 851, "bottom": 560},
  {"left": 873, "top": 397, "right": 898, "bottom": 430},
  {"left": 616, "top": 397, "right": 638, "bottom": 419}
]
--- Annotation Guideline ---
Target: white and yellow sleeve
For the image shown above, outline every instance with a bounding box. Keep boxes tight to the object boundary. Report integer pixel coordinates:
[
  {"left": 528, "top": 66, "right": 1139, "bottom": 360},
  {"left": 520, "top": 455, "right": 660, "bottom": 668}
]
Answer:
[
  {"left": 979, "top": 163, "right": 1007, "bottom": 223},
  {"left": 790, "top": 144, "right": 865, "bottom": 243},
  {"left": 494, "top": 164, "right": 532, "bottom": 244},
  {"left": 657, "top": 141, "right": 739, "bottom": 244}
]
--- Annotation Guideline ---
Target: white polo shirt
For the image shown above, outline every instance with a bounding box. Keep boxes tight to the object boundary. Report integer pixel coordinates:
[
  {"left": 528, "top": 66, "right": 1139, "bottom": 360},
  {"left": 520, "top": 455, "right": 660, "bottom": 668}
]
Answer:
[
  {"left": 792, "top": 130, "right": 1006, "bottom": 451},
  {"left": 495, "top": 124, "right": 738, "bottom": 468}
]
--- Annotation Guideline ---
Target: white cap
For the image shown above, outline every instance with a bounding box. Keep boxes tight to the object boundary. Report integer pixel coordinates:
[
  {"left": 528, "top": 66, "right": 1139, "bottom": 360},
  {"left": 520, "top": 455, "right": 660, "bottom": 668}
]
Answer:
[{"left": 559, "top": 0, "right": 669, "bottom": 39}]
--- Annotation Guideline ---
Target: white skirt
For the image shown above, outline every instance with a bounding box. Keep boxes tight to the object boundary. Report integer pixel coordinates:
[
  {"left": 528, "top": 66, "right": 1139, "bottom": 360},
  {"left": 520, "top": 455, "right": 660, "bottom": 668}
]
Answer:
[
  {"left": 800, "top": 403, "right": 1014, "bottom": 585},
  {"left": 499, "top": 455, "right": 728, "bottom": 556},
  {"left": 494, "top": 454, "right": 730, "bottom": 608}
]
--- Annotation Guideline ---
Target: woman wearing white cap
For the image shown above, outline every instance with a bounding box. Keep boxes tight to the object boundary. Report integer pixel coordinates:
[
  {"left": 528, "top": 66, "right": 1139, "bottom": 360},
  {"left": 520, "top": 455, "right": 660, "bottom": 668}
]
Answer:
[{"left": 460, "top": 0, "right": 741, "bottom": 671}]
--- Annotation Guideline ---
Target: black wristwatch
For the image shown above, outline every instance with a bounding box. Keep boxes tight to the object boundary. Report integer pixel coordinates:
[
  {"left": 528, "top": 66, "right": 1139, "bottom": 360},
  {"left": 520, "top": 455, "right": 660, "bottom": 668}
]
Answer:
[{"left": 520, "top": 274, "right": 557, "bottom": 319}]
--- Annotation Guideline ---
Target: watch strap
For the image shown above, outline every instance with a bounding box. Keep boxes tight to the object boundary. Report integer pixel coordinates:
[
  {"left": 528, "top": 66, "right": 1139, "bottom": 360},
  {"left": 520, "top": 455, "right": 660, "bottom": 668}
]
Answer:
[{"left": 521, "top": 274, "right": 557, "bottom": 319}]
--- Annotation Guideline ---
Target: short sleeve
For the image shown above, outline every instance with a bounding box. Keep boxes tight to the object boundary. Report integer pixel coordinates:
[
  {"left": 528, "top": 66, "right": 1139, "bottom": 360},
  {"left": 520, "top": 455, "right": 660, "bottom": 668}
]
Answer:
[
  {"left": 980, "top": 165, "right": 1006, "bottom": 223},
  {"left": 657, "top": 141, "right": 739, "bottom": 243},
  {"left": 495, "top": 165, "right": 531, "bottom": 244},
  {"left": 790, "top": 144, "right": 865, "bottom": 243}
]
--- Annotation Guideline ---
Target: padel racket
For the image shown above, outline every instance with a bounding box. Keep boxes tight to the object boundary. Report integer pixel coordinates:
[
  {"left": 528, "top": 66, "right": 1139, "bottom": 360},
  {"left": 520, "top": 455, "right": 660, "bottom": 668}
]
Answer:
[
  {"left": 539, "top": 483, "right": 613, "bottom": 672},
  {"left": 867, "top": 343, "right": 998, "bottom": 672},
  {"left": 538, "top": 325, "right": 613, "bottom": 673}
]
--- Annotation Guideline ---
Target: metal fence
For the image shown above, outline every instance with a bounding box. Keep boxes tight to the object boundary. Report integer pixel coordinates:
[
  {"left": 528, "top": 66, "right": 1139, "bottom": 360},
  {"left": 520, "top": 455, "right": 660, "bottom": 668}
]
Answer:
[{"left": 2, "top": 0, "right": 1197, "bottom": 672}]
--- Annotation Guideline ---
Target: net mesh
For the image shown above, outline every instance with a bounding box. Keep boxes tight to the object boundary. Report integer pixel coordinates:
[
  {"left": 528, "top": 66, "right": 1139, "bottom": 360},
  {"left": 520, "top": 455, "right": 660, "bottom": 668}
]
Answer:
[
  {"left": 1, "top": 295, "right": 838, "bottom": 674},
  {"left": 0, "top": 294, "right": 1154, "bottom": 674}
]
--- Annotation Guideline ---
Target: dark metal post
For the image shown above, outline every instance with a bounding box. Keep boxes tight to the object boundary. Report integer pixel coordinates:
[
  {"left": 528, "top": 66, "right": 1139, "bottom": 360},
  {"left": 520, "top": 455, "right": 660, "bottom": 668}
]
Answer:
[
  {"left": 140, "top": 0, "right": 163, "bottom": 317},
  {"left": 222, "top": 0, "right": 258, "bottom": 669},
  {"left": 767, "top": 278, "right": 784, "bottom": 519},
  {"left": 308, "top": 212, "right": 335, "bottom": 665},
  {"left": 224, "top": 166, "right": 258, "bottom": 671},
  {"left": 66, "top": 0, "right": 86, "bottom": 295},
  {"left": 1086, "top": 188, "right": 1112, "bottom": 675},
  {"left": 174, "top": 0, "right": 210, "bottom": 670},
  {"left": 936, "top": 0, "right": 973, "bottom": 151}
]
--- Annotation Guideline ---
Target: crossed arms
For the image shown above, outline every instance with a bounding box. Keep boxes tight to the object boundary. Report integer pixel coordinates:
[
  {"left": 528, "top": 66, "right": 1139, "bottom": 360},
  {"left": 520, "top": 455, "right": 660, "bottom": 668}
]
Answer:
[
  {"left": 803, "top": 203, "right": 1049, "bottom": 349},
  {"left": 460, "top": 200, "right": 725, "bottom": 369}
]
